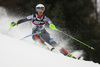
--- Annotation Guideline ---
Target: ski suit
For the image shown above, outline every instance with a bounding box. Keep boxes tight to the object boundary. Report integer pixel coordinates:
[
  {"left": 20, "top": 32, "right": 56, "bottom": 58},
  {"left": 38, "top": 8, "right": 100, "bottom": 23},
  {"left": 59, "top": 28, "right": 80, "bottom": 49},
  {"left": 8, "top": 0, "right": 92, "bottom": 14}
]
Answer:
[{"left": 17, "top": 13, "right": 57, "bottom": 47}]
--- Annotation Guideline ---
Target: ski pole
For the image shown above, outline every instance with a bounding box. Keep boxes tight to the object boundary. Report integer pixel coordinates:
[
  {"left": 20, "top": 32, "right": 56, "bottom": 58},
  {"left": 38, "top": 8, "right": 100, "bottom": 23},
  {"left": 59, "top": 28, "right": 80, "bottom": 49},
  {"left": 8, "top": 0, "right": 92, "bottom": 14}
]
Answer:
[
  {"left": 55, "top": 29, "right": 94, "bottom": 50},
  {"left": 6, "top": 27, "right": 12, "bottom": 35},
  {"left": 21, "top": 31, "right": 41, "bottom": 40},
  {"left": 49, "top": 24, "right": 94, "bottom": 50}
]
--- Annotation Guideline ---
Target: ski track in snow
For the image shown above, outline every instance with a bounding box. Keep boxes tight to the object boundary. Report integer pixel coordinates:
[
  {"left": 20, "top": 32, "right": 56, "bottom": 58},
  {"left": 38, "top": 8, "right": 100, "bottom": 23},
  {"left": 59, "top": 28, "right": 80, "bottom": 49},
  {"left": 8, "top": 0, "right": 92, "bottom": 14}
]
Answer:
[{"left": 0, "top": 7, "right": 89, "bottom": 62}]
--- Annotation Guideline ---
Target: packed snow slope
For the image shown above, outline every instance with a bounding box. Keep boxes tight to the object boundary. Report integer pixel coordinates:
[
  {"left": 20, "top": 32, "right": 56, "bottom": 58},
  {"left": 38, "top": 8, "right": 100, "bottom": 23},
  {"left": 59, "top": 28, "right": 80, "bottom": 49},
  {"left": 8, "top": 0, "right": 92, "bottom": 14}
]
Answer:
[{"left": 0, "top": 33, "right": 100, "bottom": 67}]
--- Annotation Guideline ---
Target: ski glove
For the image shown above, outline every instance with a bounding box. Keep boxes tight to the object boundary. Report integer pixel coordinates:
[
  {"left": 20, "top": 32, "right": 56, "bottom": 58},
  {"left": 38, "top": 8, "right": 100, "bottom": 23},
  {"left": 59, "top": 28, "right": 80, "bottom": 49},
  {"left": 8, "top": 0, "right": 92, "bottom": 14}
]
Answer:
[
  {"left": 10, "top": 22, "right": 17, "bottom": 28},
  {"left": 49, "top": 24, "right": 57, "bottom": 30}
]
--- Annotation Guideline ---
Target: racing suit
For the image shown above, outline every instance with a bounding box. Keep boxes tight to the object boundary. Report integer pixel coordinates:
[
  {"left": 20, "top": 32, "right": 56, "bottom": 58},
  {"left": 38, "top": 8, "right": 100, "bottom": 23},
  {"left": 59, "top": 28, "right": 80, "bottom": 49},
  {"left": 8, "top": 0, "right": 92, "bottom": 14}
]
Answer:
[{"left": 17, "top": 13, "right": 57, "bottom": 47}]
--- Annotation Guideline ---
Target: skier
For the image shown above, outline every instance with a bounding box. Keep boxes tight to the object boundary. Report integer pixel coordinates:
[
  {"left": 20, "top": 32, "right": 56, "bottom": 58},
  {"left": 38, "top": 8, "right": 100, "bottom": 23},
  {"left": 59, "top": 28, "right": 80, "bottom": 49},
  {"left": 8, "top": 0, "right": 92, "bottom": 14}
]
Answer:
[
  {"left": 10, "top": 4, "right": 79, "bottom": 59},
  {"left": 10, "top": 4, "right": 58, "bottom": 49}
]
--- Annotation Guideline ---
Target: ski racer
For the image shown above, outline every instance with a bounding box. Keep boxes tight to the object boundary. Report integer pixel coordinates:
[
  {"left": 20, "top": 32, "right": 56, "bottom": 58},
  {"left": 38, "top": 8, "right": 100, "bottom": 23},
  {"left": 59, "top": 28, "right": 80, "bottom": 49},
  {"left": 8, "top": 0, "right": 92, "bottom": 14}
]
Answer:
[
  {"left": 10, "top": 4, "right": 78, "bottom": 59},
  {"left": 10, "top": 4, "right": 58, "bottom": 49}
]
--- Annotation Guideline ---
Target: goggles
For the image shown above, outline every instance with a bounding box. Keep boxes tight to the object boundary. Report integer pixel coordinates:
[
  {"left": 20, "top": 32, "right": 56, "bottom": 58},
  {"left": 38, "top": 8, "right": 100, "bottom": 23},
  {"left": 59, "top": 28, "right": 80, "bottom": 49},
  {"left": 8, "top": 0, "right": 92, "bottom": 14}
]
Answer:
[{"left": 36, "top": 7, "right": 45, "bottom": 12}]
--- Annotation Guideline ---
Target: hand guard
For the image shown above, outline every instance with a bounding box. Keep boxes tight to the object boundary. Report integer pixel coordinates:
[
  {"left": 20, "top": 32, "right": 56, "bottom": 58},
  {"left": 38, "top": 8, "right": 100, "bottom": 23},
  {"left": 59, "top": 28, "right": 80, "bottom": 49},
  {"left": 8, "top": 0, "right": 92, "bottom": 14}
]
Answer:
[
  {"left": 49, "top": 24, "right": 56, "bottom": 30},
  {"left": 10, "top": 22, "right": 17, "bottom": 28}
]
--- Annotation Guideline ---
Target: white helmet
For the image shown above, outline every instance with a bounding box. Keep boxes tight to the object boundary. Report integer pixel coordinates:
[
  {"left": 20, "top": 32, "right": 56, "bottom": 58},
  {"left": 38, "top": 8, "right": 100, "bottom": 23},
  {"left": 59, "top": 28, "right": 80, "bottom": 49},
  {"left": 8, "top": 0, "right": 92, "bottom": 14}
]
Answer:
[{"left": 36, "top": 4, "right": 45, "bottom": 12}]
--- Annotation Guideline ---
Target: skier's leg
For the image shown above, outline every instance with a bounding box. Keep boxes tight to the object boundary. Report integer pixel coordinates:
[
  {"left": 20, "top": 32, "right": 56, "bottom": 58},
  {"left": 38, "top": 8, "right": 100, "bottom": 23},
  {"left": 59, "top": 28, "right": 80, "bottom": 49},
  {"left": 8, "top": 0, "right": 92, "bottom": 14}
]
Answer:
[
  {"left": 40, "top": 29, "right": 77, "bottom": 58},
  {"left": 40, "top": 29, "right": 58, "bottom": 47},
  {"left": 40, "top": 30, "right": 79, "bottom": 59},
  {"left": 40, "top": 29, "right": 68, "bottom": 54}
]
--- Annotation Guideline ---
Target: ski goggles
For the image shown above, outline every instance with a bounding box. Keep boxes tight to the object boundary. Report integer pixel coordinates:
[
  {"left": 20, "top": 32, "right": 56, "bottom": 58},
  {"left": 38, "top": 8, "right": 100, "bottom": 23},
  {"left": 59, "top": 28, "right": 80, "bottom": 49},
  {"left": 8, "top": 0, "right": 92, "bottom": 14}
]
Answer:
[{"left": 36, "top": 7, "right": 45, "bottom": 12}]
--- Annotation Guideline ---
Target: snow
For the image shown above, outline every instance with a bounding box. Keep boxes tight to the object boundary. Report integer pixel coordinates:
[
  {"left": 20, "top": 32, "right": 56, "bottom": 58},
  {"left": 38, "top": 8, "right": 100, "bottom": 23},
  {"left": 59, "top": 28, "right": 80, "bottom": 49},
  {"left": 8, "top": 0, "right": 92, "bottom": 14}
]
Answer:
[{"left": 0, "top": 33, "right": 100, "bottom": 67}]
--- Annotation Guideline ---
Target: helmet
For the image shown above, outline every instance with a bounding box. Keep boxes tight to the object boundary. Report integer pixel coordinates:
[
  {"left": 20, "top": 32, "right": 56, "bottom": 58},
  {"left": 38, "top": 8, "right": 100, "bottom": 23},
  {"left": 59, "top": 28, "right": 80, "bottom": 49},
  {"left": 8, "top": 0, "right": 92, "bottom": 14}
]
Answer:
[{"left": 35, "top": 4, "right": 45, "bottom": 12}]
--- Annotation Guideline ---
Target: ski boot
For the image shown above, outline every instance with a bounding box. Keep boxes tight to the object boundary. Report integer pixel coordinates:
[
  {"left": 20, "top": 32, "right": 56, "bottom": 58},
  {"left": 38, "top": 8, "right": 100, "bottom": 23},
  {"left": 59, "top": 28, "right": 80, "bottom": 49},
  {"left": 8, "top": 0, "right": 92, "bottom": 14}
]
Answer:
[{"left": 67, "top": 54, "right": 80, "bottom": 60}]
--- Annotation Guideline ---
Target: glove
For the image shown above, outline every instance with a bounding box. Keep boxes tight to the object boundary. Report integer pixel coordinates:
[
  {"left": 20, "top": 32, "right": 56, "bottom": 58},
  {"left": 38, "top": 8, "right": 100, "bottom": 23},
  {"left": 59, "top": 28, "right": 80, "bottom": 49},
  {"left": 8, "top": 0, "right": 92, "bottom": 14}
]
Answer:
[
  {"left": 49, "top": 24, "right": 56, "bottom": 30},
  {"left": 10, "top": 22, "right": 17, "bottom": 28}
]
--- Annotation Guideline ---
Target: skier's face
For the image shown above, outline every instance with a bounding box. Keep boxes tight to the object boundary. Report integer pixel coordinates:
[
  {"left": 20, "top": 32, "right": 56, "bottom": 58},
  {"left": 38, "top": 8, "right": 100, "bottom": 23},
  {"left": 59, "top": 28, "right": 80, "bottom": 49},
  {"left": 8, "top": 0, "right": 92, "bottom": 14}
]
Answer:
[{"left": 38, "top": 12, "right": 43, "bottom": 16}]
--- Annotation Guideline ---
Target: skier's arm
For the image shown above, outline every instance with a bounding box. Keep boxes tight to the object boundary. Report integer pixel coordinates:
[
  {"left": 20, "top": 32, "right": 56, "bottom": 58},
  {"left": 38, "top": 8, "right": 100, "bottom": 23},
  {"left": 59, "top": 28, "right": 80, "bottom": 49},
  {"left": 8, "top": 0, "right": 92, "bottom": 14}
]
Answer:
[
  {"left": 17, "top": 18, "right": 31, "bottom": 25},
  {"left": 44, "top": 16, "right": 53, "bottom": 24},
  {"left": 44, "top": 16, "right": 57, "bottom": 30},
  {"left": 17, "top": 15, "right": 33, "bottom": 25},
  {"left": 10, "top": 15, "right": 33, "bottom": 28}
]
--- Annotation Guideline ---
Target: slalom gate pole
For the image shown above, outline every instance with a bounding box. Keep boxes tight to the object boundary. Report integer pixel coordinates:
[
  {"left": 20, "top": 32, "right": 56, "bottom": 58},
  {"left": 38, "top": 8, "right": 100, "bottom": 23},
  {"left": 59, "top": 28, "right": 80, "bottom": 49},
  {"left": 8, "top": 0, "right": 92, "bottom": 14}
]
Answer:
[
  {"left": 21, "top": 31, "right": 41, "bottom": 40},
  {"left": 55, "top": 29, "right": 94, "bottom": 50},
  {"left": 6, "top": 27, "right": 12, "bottom": 35}
]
